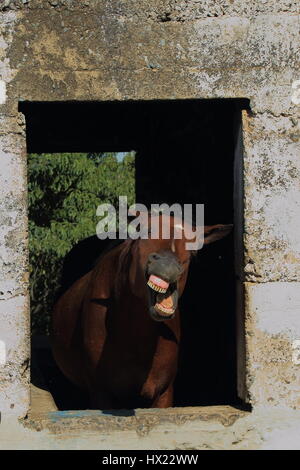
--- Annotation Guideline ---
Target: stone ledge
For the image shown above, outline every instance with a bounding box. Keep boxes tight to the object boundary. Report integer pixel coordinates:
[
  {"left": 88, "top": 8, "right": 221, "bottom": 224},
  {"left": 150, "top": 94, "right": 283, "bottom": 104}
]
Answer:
[
  {"left": 2, "top": 407, "right": 300, "bottom": 449},
  {"left": 24, "top": 405, "right": 249, "bottom": 436}
]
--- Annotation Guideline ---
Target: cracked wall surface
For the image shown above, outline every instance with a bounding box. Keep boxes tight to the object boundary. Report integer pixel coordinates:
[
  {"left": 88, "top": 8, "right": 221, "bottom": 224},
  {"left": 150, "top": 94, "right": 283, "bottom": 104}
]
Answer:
[
  {"left": 1, "top": 406, "right": 300, "bottom": 449},
  {"left": 0, "top": 0, "right": 299, "bottom": 426}
]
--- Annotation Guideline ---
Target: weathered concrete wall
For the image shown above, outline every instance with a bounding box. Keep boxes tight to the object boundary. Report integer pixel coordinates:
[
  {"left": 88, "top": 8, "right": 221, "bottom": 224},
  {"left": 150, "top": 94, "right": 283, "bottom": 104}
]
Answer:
[
  {"left": 0, "top": 9, "right": 29, "bottom": 417},
  {"left": 0, "top": 0, "right": 299, "bottom": 446},
  {"left": 242, "top": 109, "right": 300, "bottom": 408},
  {"left": 245, "top": 283, "right": 300, "bottom": 409},
  {"left": 1, "top": 406, "right": 300, "bottom": 450}
]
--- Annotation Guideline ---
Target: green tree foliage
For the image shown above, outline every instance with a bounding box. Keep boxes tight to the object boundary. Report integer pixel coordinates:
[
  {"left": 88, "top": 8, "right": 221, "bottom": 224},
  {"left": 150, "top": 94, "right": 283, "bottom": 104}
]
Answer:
[{"left": 29, "top": 152, "right": 135, "bottom": 335}]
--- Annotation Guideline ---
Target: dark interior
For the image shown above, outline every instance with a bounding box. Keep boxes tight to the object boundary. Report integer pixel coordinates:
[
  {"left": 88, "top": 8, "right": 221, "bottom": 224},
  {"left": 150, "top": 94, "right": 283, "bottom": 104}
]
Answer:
[{"left": 21, "top": 98, "right": 249, "bottom": 409}]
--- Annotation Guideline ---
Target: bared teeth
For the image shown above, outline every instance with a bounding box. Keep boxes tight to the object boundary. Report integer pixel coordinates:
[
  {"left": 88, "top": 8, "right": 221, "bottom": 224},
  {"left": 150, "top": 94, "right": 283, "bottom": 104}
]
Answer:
[
  {"left": 147, "top": 280, "right": 167, "bottom": 293},
  {"left": 154, "top": 304, "right": 175, "bottom": 315}
]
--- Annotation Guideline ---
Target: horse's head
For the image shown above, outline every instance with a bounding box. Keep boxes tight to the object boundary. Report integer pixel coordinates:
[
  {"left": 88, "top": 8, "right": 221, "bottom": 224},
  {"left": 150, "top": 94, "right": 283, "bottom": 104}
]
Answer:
[{"left": 126, "top": 214, "right": 232, "bottom": 322}]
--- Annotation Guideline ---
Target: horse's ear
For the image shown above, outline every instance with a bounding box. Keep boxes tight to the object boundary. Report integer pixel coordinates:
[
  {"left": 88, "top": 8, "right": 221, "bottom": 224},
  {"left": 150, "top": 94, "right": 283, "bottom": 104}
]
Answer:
[{"left": 204, "top": 224, "right": 233, "bottom": 245}]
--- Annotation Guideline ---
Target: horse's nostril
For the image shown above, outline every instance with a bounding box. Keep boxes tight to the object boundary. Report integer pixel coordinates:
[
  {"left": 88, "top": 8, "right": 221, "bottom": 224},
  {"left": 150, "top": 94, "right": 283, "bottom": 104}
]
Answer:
[{"left": 149, "top": 253, "right": 160, "bottom": 261}]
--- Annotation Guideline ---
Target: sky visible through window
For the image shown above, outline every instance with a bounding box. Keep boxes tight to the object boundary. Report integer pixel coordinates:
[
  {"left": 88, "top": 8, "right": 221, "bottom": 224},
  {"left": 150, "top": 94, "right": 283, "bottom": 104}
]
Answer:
[{"left": 117, "top": 152, "right": 127, "bottom": 162}]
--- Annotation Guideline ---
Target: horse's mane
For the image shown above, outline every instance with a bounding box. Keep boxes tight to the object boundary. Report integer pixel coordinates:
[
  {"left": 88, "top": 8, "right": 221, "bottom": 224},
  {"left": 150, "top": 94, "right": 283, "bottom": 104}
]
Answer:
[
  {"left": 92, "top": 236, "right": 136, "bottom": 298},
  {"left": 114, "top": 238, "right": 135, "bottom": 297},
  {"left": 93, "top": 237, "right": 126, "bottom": 268}
]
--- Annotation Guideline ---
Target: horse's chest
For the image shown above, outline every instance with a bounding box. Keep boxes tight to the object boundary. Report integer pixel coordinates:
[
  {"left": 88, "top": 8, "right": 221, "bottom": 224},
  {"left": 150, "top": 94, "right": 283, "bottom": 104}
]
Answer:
[
  {"left": 105, "top": 340, "right": 177, "bottom": 401},
  {"left": 108, "top": 362, "right": 173, "bottom": 406}
]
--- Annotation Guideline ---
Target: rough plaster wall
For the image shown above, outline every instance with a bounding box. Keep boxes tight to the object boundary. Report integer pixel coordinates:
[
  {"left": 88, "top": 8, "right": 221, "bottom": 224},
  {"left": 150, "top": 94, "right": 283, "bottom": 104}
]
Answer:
[
  {"left": 1, "top": 0, "right": 299, "bottom": 18},
  {"left": 1, "top": 407, "right": 300, "bottom": 450},
  {"left": 243, "top": 112, "right": 300, "bottom": 282},
  {"left": 242, "top": 108, "right": 300, "bottom": 407},
  {"left": 245, "top": 283, "right": 300, "bottom": 409},
  {"left": 0, "top": 10, "right": 29, "bottom": 417},
  {"left": 1, "top": 3, "right": 298, "bottom": 112},
  {"left": 0, "top": 0, "right": 299, "bottom": 422}
]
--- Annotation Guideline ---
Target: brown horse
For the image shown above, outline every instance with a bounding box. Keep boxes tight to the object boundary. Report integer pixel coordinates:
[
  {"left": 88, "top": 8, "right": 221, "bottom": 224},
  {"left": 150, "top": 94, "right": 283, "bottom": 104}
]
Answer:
[{"left": 51, "top": 215, "right": 232, "bottom": 409}]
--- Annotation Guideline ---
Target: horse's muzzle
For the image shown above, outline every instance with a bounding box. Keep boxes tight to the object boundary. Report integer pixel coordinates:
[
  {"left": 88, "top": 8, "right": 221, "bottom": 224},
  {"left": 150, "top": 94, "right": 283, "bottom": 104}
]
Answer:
[
  {"left": 147, "top": 252, "right": 183, "bottom": 285},
  {"left": 146, "top": 252, "right": 182, "bottom": 321}
]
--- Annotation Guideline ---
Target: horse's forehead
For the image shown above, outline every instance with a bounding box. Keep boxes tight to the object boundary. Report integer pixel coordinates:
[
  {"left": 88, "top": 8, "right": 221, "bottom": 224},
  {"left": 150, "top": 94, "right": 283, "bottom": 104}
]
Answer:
[{"left": 149, "top": 214, "right": 191, "bottom": 228}]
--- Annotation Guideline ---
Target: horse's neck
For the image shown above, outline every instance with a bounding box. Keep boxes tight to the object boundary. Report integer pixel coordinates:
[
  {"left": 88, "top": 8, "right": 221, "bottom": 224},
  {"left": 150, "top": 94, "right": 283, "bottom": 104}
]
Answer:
[{"left": 113, "top": 278, "right": 180, "bottom": 345}]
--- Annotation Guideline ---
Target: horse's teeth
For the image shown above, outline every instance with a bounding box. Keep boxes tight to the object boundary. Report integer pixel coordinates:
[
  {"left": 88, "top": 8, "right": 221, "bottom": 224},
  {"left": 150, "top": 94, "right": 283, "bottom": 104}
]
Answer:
[
  {"left": 155, "top": 304, "right": 174, "bottom": 315},
  {"left": 147, "top": 280, "right": 168, "bottom": 294}
]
